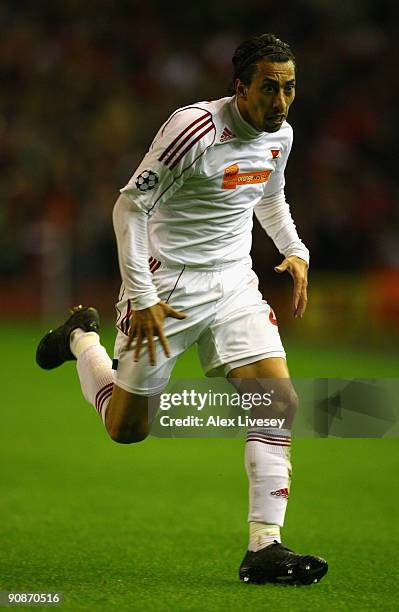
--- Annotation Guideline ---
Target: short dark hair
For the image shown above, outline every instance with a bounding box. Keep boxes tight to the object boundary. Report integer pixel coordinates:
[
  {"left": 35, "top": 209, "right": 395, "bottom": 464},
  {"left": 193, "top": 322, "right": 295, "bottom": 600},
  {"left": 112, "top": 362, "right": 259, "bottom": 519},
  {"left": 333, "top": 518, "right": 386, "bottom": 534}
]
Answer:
[{"left": 232, "top": 33, "right": 295, "bottom": 89}]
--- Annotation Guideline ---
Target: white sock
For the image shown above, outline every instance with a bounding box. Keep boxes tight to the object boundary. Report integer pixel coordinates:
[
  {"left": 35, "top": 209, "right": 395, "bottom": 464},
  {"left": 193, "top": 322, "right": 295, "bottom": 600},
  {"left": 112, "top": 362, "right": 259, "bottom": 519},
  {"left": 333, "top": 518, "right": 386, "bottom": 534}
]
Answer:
[
  {"left": 245, "top": 428, "right": 292, "bottom": 551},
  {"left": 70, "top": 328, "right": 100, "bottom": 357},
  {"left": 70, "top": 328, "right": 114, "bottom": 424},
  {"left": 249, "top": 522, "right": 280, "bottom": 552}
]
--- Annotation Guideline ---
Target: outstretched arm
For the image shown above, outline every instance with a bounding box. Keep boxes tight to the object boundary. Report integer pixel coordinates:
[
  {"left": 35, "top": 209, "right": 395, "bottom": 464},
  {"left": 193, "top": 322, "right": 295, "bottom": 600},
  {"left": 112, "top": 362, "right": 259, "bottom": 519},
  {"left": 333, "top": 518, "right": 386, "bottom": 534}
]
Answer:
[
  {"left": 114, "top": 106, "right": 215, "bottom": 363},
  {"left": 112, "top": 194, "right": 185, "bottom": 365},
  {"left": 112, "top": 194, "right": 159, "bottom": 311},
  {"left": 254, "top": 189, "right": 309, "bottom": 317}
]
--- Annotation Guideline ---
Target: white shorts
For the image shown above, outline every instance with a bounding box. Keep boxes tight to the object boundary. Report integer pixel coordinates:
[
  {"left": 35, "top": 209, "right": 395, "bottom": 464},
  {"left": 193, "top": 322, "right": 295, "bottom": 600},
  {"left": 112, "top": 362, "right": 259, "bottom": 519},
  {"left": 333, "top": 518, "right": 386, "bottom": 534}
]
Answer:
[{"left": 113, "top": 259, "right": 286, "bottom": 396}]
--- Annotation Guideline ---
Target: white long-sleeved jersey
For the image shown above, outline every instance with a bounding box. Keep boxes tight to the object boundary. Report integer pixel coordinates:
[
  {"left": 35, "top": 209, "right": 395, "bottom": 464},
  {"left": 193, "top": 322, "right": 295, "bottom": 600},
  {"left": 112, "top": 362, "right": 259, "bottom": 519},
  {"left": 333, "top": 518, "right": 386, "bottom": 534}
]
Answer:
[{"left": 117, "top": 96, "right": 309, "bottom": 309}]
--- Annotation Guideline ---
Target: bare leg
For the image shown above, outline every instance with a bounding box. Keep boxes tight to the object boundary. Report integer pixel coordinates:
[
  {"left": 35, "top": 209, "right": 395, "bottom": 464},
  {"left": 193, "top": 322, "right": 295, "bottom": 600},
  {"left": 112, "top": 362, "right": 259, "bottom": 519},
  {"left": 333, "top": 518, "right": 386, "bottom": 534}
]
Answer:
[{"left": 105, "top": 385, "right": 160, "bottom": 444}]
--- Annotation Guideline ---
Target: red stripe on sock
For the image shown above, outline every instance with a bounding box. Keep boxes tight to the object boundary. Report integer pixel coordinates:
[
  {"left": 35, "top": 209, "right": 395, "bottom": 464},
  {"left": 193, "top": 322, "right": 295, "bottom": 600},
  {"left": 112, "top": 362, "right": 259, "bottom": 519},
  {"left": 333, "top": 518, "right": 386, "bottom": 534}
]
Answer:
[
  {"left": 97, "top": 388, "right": 113, "bottom": 414},
  {"left": 246, "top": 436, "right": 291, "bottom": 447},
  {"left": 95, "top": 382, "right": 114, "bottom": 412},
  {"left": 248, "top": 432, "right": 291, "bottom": 443}
]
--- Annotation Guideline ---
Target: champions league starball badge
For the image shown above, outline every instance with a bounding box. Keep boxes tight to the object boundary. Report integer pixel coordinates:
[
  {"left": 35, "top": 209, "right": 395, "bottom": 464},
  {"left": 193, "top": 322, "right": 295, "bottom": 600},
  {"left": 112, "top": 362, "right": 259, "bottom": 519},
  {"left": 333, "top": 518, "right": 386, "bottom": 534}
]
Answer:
[{"left": 135, "top": 169, "right": 159, "bottom": 191}]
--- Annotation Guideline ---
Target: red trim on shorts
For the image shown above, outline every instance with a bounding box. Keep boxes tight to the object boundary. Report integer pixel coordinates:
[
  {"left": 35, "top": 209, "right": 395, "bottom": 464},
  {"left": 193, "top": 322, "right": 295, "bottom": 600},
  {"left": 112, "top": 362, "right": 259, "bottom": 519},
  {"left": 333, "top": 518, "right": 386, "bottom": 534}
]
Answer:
[{"left": 119, "top": 299, "right": 132, "bottom": 336}]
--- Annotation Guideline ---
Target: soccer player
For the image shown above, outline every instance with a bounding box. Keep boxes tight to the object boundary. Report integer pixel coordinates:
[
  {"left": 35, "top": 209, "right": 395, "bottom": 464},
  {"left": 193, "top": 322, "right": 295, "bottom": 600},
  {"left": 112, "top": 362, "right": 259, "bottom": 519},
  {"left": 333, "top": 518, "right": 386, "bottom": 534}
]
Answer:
[{"left": 37, "top": 33, "right": 328, "bottom": 585}]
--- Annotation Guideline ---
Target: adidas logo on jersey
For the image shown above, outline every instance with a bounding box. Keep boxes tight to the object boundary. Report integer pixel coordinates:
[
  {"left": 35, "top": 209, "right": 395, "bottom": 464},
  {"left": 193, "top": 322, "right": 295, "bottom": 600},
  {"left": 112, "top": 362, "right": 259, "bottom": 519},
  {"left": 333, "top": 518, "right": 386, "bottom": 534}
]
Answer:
[{"left": 220, "top": 127, "right": 235, "bottom": 142}]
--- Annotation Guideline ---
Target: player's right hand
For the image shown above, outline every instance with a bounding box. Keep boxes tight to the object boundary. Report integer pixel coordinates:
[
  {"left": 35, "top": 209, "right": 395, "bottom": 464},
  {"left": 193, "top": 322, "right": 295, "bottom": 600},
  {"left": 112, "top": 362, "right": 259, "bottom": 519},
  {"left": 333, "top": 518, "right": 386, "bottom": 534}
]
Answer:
[{"left": 125, "top": 301, "right": 186, "bottom": 366}]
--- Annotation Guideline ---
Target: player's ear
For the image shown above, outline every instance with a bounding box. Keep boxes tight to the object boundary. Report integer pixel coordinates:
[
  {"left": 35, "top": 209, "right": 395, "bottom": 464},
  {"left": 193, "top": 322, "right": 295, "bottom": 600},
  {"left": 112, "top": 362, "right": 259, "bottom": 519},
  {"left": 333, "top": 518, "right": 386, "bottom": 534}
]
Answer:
[{"left": 235, "top": 79, "right": 248, "bottom": 100}]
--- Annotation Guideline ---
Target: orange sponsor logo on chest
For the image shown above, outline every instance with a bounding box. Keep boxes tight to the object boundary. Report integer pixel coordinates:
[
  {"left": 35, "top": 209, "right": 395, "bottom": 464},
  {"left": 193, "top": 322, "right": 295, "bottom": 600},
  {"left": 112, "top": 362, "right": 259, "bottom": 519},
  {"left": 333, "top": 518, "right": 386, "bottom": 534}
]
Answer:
[{"left": 222, "top": 164, "right": 272, "bottom": 190}]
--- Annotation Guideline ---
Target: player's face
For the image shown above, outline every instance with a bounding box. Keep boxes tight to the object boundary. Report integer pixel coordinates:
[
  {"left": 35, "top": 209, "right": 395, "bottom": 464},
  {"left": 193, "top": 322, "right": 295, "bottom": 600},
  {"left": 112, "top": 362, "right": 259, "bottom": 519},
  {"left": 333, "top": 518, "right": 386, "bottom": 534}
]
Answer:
[{"left": 236, "top": 60, "right": 296, "bottom": 133}]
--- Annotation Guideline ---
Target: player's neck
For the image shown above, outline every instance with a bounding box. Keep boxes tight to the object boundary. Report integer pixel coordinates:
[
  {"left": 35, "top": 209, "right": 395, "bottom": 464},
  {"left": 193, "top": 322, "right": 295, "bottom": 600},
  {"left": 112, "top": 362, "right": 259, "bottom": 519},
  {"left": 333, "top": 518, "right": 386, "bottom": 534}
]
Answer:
[{"left": 230, "top": 96, "right": 263, "bottom": 141}]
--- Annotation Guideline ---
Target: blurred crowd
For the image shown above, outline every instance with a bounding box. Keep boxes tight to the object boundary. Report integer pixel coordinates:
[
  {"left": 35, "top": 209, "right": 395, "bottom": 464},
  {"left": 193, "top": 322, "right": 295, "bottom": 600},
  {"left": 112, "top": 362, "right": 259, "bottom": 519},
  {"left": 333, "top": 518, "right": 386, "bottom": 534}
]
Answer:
[{"left": 1, "top": 0, "right": 398, "bottom": 297}]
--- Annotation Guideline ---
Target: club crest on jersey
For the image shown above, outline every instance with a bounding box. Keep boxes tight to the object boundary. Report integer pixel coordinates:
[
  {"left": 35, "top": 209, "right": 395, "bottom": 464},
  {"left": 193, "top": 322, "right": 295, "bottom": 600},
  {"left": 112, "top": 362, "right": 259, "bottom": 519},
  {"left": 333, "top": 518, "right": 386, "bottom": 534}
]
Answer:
[
  {"left": 222, "top": 164, "right": 271, "bottom": 190},
  {"left": 135, "top": 169, "right": 159, "bottom": 192}
]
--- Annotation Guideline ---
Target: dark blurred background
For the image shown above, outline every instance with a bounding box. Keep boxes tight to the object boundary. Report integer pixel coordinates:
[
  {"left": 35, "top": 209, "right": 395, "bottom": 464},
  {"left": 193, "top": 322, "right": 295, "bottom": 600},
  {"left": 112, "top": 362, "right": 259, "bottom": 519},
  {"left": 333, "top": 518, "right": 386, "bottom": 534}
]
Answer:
[{"left": 1, "top": 0, "right": 398, "bottom": 344}]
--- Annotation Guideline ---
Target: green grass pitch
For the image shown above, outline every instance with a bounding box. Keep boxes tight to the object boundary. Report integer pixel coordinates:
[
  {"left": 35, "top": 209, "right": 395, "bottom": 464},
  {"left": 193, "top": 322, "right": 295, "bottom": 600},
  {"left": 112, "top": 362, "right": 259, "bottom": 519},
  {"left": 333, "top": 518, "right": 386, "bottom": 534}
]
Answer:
[{"left": 1, "top": 323, "right": 398, "bottom": 611}]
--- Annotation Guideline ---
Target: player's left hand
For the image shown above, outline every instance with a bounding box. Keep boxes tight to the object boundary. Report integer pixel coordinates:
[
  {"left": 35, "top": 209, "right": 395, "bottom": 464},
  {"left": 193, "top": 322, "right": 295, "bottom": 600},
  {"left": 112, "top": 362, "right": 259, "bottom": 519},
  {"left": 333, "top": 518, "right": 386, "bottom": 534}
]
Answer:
[{"left": 274, "top": 256, "right": 308, "bottom": 318}]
